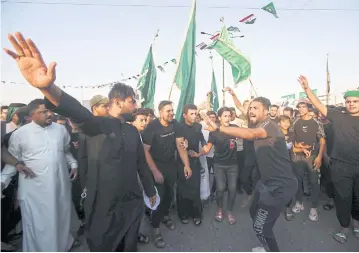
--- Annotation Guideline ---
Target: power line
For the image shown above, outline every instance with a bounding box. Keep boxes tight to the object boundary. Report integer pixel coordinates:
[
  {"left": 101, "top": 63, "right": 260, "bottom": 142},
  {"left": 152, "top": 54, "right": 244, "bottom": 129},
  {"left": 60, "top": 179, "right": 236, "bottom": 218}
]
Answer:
[{"left": 1, "top": 0, "right": 359, "bottom": 11}]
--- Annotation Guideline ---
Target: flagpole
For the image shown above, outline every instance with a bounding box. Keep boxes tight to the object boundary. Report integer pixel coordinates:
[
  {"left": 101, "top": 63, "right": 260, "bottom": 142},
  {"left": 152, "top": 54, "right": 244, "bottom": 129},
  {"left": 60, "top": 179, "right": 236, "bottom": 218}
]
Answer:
[
  {"left": 249, "top": 78, "right": 258, "bottom": 98},
  {"left": 326, "top": 53, "right": 330, "bottom": 105}
]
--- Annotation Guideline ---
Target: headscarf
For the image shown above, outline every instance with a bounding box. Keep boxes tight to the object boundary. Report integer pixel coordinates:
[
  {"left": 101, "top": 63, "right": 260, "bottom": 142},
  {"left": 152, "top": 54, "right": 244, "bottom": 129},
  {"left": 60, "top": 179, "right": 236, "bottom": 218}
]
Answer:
[
  {"left": 6, "top": 103, "right": 26, "bottom": 122},
  {"left": 343, "top": 90, "right": 359, "bottom": 99}
]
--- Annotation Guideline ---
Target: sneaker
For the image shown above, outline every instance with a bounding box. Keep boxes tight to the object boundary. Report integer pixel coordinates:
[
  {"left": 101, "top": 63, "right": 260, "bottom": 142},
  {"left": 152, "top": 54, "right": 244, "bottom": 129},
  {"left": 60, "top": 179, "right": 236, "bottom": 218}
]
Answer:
[
  {"left": 252, "top": 246, "right": 266, "bottom": 252},
  {"left": 309, "top": 208, "right": 319, "bottom": 221},
  {"left": 292, "top": 202, "right": 304, "bottom": 213}
]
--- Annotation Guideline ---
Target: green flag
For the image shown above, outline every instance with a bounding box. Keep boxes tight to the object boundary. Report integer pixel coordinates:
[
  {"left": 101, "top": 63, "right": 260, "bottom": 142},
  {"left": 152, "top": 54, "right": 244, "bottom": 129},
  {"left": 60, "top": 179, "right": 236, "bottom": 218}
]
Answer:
[
  {"left": 262, "top": 2, "right": 278, "bottom": 18},
  {"left": 209, "top": 25, "right": 251, "bottom": 86},
  {"left": 137, "top": 45, "right": 157, "bottom": 109},
  {"left": 174, "top": 0, "right": 196, "bottom": 121},
  {"left": 210, "top": 68, "right": 219, "bottom": 112}
]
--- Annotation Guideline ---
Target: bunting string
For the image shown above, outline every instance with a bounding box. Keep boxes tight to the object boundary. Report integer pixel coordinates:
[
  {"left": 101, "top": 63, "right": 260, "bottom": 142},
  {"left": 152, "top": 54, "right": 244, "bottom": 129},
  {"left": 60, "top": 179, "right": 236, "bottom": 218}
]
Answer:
[{"left": 1, "top": 58, "right": 178, "bottom": 89}]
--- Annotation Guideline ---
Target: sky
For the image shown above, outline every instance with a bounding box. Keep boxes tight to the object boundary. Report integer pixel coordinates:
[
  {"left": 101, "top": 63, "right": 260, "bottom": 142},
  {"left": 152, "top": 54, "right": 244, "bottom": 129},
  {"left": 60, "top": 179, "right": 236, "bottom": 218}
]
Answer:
[{"left": 1, "top": 0, "right": 359, "bottom": 110}]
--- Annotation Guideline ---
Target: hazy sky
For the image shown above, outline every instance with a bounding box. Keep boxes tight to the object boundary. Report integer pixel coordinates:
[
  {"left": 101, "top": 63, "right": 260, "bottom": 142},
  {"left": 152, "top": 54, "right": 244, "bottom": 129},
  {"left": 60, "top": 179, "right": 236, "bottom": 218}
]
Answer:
[{"left": 1, "top": 0, "right": 359, "bottom": 109}]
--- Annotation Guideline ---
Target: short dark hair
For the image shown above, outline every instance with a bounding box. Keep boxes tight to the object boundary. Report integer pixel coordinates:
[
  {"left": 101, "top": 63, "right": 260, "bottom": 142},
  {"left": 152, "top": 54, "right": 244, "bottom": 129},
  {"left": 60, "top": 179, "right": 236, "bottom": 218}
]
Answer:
[
  {"left": 27, "top": 99, "right": 46, "bottom": 115},
  {"left": 1, "top": 105, "right": 9, "bottom": 112},
  {"left": 133, "top": 108, "right": 147, "bottom": 119},
  {"left": 279, "top": 115, "right": 291, "bottom": 122},
  {"left": 207, "top": 111, "right": 217, "bottom": 117},
  {"left": 217, "top": 107, "right": 231, "bottom": 117},
  {"left": 143, "top": 108, "right": 154, "bottom": 116},
  {"left": 229, "top": 107, "right": 236, "bottom": 112},
  {"left": 252, "top": 97, "right": 271, "bottom": 110},
  {"left": 283, "top": 107, "right": 294, "bottom": 114},
  {"left": 56, "top": 115, "right": 67, "bottom": 121},
  {"left": 108, "top": 82, "right": 135, "bottom": 102},
  {"left": 270, "top": 104, "right": 279, "bottom": 109},
  {"left": 183, "top": 104, "right": 197, "bottom": 114},
  {"left": 158, "top": 100, "right": 173, "bottom": 112}
]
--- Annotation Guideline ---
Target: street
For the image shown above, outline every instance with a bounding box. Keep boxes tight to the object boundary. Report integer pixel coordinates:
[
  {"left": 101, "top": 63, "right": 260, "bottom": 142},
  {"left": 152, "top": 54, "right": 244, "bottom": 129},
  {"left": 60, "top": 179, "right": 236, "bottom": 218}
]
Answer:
[{"left": 71, "top": 193, "right": 359, "bottom": 252}]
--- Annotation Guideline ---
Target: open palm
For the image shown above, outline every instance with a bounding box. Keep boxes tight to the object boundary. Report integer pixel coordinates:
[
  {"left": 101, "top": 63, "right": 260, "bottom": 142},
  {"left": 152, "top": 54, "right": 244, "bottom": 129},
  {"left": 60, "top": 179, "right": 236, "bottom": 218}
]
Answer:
[{"left": 3, "top": 32, "right": 56, "bottom": 89}]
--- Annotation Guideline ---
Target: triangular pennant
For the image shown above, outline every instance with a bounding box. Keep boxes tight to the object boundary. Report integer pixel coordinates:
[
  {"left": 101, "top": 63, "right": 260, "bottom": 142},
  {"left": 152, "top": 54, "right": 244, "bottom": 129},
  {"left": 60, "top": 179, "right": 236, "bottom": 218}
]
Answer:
[
  {"left": 261, "top": 2, "right": 278, "bottom": 18},
  {"left": 171, "top": 58, "right": 177, "bottom": 64},
  {"left": 157, "top": 66, "right": 165, "bottom": 72},
  {"left": 227, "top": 26, "right": 240, "bottom": 33}
]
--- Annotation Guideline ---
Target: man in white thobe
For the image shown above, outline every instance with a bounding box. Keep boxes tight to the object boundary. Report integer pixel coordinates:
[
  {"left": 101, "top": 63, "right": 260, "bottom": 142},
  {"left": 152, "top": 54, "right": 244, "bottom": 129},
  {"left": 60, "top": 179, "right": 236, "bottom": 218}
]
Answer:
[{"left": 1, "top": 99, "right": 77, "bottom": 252}]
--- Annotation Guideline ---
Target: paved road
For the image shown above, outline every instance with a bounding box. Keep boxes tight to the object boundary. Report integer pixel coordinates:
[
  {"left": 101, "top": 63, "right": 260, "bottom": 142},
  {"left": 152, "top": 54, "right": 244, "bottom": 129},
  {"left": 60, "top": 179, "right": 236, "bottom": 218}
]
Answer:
[{"left": 71, "top": 193, "right": 359, "bottom": 252}]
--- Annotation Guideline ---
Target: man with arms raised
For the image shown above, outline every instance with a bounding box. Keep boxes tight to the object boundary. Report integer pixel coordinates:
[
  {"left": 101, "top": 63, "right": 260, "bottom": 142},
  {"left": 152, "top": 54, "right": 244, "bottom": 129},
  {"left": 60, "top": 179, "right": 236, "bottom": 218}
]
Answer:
[
  {"left": 203, "top": 97, "right": 297, "bottom": 252},
  {"left": 4, "top": 32, "right": 156, "bottom": 252},
  {"left": 298, "top": 75, "right": 359, "bottom": 244}
]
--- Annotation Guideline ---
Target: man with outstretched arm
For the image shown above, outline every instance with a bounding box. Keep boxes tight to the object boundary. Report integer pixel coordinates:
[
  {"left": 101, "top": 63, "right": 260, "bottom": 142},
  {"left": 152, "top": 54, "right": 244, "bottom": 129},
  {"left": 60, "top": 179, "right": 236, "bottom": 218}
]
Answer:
[
  {"left": 202, "top": 97, "right": 298, "bottom": 252},
  {"left": 4, "top": 32, "right": 157, "bottom": 252},
  {"left": 298, "top": 75, "right": 359, "bottom": 244}
]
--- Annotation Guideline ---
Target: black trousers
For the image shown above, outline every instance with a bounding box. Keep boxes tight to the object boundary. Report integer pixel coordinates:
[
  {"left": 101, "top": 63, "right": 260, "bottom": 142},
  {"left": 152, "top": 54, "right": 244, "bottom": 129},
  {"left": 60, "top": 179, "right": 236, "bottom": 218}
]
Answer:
[
  {"left": 250, "top": 182, "right": 297, "bottom": 252},
  {"left": 72, "top": 176, "right": 85, "bottom": 221},
  {"left": 320, "top": 155, "right": 335, "bottom": 199},
  {"left": 240, "top": 164, "right": 260, "bottom": 196},
  {"left": 331, "top": 159, "right": 359, "bottom": 228},
  {"left": 236, "top": 151, "right": 245, "bottom": 190},
  {"left": 177, "top": 160, "right": 202, "bottom": 219},
  {"left": 115, "top": 212, "right": 142, "bottom": 252},
  {"left": 291, "top": 153, "right": 320, "bottom": 208},
  {"left": 206, "top": 157, "right": 216, "bottom": 195},
  {"left": 151, "top": 161, "right": 177, "bottom": 228}
]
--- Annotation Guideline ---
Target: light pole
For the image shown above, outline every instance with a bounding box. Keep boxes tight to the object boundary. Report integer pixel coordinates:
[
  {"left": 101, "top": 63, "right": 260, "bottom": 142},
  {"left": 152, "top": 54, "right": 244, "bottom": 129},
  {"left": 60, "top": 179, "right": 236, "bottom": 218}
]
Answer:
[{"left": 200, "top": 31, "right": 244, "bottom": 107}]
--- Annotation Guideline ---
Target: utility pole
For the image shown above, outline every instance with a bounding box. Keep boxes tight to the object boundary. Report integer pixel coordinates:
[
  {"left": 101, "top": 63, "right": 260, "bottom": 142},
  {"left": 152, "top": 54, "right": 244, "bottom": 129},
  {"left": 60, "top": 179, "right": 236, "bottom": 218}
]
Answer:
[{"left": 222, "top": 58, "right": 225, "bottom": 106}]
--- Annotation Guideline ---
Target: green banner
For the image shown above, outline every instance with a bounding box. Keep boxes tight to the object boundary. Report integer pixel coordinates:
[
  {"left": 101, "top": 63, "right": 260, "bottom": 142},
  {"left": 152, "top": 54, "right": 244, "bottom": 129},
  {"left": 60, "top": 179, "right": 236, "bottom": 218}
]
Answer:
[{"left": 299, "top": 89, "right": 317, "bottom": 99}]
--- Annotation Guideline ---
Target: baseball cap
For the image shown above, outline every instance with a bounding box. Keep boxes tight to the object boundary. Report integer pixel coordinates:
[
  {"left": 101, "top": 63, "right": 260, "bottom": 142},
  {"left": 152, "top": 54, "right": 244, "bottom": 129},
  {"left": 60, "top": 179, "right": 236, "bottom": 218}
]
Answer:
[{"left": 90, "top": 95, "right": 109, "bottom": 108}]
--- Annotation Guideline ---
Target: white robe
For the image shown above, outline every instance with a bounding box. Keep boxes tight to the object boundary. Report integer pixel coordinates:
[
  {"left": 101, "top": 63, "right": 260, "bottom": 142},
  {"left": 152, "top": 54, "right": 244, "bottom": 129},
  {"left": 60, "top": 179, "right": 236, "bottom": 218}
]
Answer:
[{"left": 1, "top": 122, "right": 77, "bottom": 252}]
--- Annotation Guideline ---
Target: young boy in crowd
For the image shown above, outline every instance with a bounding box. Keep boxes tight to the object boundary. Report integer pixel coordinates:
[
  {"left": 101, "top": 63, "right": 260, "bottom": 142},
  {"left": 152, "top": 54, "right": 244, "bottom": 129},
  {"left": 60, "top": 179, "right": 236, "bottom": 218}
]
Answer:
[{"left": 279, "top": 115, "right": 295, "bottom": 221}]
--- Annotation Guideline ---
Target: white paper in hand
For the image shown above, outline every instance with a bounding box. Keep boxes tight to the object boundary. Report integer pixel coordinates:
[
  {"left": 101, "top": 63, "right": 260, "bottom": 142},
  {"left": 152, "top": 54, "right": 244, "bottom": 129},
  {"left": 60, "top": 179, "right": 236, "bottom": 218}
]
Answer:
[{"left": 143, "top": 186, "right": 160, "bottom": 210}]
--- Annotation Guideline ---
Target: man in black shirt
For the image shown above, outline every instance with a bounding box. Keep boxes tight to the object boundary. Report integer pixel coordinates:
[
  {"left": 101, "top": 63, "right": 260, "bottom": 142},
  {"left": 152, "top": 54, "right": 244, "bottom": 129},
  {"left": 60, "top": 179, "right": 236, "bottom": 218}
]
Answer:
[
  {"left": 177, "top": 104, "right": 205, "bottom": 225},
  {"left": 142, "top": 100, "right": 192, "bottom": 248},
  {"left": 269, "top": 105, "right": 279, "bottom": 123},
  {"left": 196, "top": 107, "right": 239, "bottom": 225},
  {"left": 298, "top": 75, "right": 359, "bottom": 244},
  {"left": 4, "top": 32, "right": 157, "bottom": 252},
  {"left": 290, "top": 100, "right": 326, "bottom": 222},
  {"left": 203, "top": 97, "right": 298, "bottom": 252}
]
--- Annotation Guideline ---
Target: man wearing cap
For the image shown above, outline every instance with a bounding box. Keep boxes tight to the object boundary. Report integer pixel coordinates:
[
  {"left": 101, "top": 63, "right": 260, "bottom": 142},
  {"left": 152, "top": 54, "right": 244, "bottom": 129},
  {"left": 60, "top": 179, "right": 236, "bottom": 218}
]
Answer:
[
  {"left": 89, "top": 95, "right": 109, "bottom": 117},
  {"left": 298, "top": 75, "right": 359, "bottom": 243}
]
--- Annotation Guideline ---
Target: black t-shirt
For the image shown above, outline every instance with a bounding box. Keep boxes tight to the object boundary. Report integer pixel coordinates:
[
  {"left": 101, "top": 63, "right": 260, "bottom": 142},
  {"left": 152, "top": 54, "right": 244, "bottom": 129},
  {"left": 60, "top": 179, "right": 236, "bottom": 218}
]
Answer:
[
  {"left": 142, "top": 119, "right": 183, "bottom": 162},
  {"left": 208, "top": 124, "right": 238, "bottom": 166},
  {"left": 254, "top": 119, "right": 296, "bottom": 186},
  {"left": 179, "top": 122, "right": 206, "bottom": 154},
  {"left": 291, "top": 118, "right": 325, "bottom": 155},
  {"left": 326, "top": 107, "right": 359, "bottom": 164},
  {"left": 323, "top": 122, "right": 334, "bottom": 156}
]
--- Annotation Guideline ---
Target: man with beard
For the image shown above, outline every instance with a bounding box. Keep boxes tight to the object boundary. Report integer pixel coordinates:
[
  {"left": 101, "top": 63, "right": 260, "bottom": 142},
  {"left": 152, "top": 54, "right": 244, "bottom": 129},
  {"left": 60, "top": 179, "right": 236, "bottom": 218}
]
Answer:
[
  {"left": 298, "top": 75, "right": 359, "bottom": 244},
  {"left": 202, "top": 97, "right": 298, "bottom": 252},
  {"left": 268, "top": 105, "right": 280, "bottom": 123},
  {"left": 142, "top": 100, "right": 192, "bottom": 248},
  {"left": 1, "top": 99, "right": 78, "bottom": 251},
  {"left": 178, "top": 104, "right": 205, "bottom": 225},
  {"left": 4, "top": 32, "right": 156, "bottom": 252}
]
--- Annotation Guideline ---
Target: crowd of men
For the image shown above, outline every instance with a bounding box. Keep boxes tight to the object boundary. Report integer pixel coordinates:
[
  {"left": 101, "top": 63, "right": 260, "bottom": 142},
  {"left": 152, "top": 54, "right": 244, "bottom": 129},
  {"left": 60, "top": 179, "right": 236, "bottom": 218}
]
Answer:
[{"left": 1, "top": 32, "right": 358, "bottom": 252}]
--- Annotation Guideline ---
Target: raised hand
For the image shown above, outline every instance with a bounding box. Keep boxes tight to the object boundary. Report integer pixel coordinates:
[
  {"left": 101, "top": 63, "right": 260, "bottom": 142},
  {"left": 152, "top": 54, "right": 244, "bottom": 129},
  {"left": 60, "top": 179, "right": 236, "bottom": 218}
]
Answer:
[
  {"left": 223, "top": 87, "right": 234, "bottom": 96},
  {"left": 298, "top": 75, "right": 310, "bottom": 90},
  {"left": 3, "top": 32, "right": 56, "bottom": 89}
]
